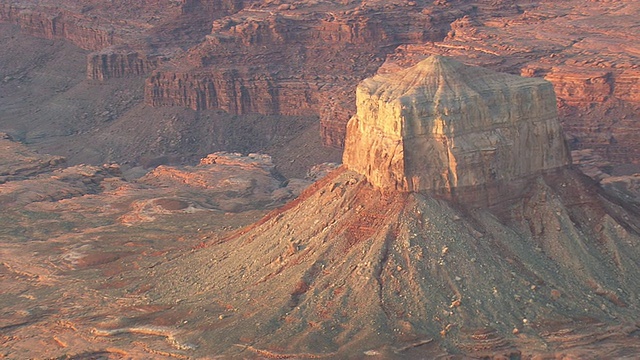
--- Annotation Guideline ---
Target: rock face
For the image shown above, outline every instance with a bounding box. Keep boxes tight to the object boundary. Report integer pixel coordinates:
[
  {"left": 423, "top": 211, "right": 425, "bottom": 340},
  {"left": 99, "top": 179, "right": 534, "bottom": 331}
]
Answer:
[
  {"left": 343, "top": 56, "right": 571, "bottom": 192},
  {"left": 137, "top": 152, "right": 302, "bottom": 212},
  {"left": 380, "top": 1, "right": 640, "bottom": 165},
  {"left": 2, "top": 5, "right": 640, "bottom": 357},
  {"left": 143, "top": 1, "right": 471, "bottom": 147},
  {"left": 0, "top": 132, "right": 66, "bottom": 183},
  {"left": 3, "top": 0, "right": 640, "bottom": 169},
  {"left": 142, "top": 51, "right": 640, "bottom": 359},
  {"left": 87, "top": 47, "right": 158, "bottom": 80},
  {"left": 145, "top": 70, "right": 318, "bottom": 115},
  {"left": 0, "top": 4, "right": 118, "bottom": 51},
  {"left": 0, "top": 0, "right": 226, "bottom": 80},
  {"left": 149, "top": 167, "right": 640, "bottom": 359}
]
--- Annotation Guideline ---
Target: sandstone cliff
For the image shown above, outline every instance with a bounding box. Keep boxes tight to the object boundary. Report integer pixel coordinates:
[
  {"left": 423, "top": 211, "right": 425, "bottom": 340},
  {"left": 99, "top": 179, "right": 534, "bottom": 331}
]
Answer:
[
  {"left": 2, "top": 5, "right": 640, "bottom": 356},
  {"left": 145, "top": 69, "right": 319, "bottom": 114},
  {"left": 87, "top": 46, "right": 158, "bottom": 80},
  {"left": 139, "top": 0, "right": 640, "bottom": 160},
  {"left": 143, "top": 50, "right": 640, "bottom": 359},
  {"left": 380, "top": 1, "right": 640, "bottom": 165},
  {"left": 343, "top": 56, "right": 571, "bottom": 193},
  {"left": 0, "top": 4, "right": 119, "bottom": 51},
  {"left": 143, "top": 1, "right": 470, "bottom": 146},
  {"left": 148, "top": 167, "right": 640, "bottom": 358},
  {"left": 3, "top": 0, "right": 640, "bottom": 173},
  {"left": 0, "top": 0, "right": 236, "bottom": 80}
]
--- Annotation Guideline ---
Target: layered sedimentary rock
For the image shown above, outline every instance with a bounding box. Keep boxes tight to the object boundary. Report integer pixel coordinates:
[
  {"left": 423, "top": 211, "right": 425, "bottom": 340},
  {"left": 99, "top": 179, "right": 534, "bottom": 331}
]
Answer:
[
  {"left": 144, "top": 1, "right": 470, "bottom": 147},
  {"left": 137, "top": 152, "right": 302, "bottom": 212},
  {"left": 145, "top": 70, "right": 319, "bottom": 115},
  {"left": 147, "top": 166, "right": 640, "bottom": 358},
  {"left": 0, "top": 0, "right": 234, "bottom": 80},
  {"left": 181, "top": 0, "right": 245, "bottom": 14},
  {"left": 87, "top": 47, "right": 158, "bottom": 80},
  {"left": 3, "top": 0, "right": 640, "bottom": 169},
  {"left": 0, "top": 4, "right": 117, "bottom": 50},
  {"left": 143, "top": 45, "right": 640, "bottom": 360},
  {"left": 343, "top": 55, "right": 571, "bottom": 192},
  {"left": 381, "top": 1, "right": 640, "bottom": 165},
  {"left": 0, "top": 133, "right": 65, "bottom": 183},
  {"left": 139, "top": 0, "right": 640, "bottom": 159}
]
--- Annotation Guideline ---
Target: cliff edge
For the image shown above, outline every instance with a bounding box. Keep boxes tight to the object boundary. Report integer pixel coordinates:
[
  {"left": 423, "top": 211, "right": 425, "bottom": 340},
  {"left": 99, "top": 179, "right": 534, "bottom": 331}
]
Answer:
[
  {"left": 145, "top": 57, "right": 640, "bottom": 358},
  {"left": 343, "top": 55, "right": 571, "bottom": 192}
]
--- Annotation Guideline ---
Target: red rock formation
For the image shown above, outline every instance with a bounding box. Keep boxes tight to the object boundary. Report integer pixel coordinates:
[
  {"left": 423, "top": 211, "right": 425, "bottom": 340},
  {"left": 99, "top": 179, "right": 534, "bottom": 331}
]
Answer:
[
  {"left": 544, "top": 67, "right": 612, "bottom": 105},
  {"left": 136, "top": 152, "right": 301, "bottom": 212},
  {"left": 181, "top": 0, "right": 245, "bottom": 14},
  {"left": 87, "top": 46, "right": 158, "bottom": 80},
  {"left": 0, "top": 4, "right": 117, "bottom": 51},
  {"left": 0, "top": 133, "right": 66, "bottom": 183},
  {"left": 145, "top": 69, "right": 318, "bottom": 114},
  {"left": 615, "top": 69, "right": 640, "bottom": 103},
  {"left": 141, "top": 50, "right": 640, "bottom": 358},
  {"left": 377, "top": 1, "right": 640, "bottom": 164},
  {"left": 0, "top": 0, "right": 236, "bottom": 79},
  {"left": 2, "top": 0, "right": 640, "bottom": 166},
  {"left": 144, "top": 1, "right": 470, "bottom": 147}
]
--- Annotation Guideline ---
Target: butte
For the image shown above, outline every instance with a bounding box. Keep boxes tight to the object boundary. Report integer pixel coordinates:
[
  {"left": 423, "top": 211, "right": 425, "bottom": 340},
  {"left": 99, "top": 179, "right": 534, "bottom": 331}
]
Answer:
[{"left": 149, "top": 56, "right": 640, "bottom": 358}]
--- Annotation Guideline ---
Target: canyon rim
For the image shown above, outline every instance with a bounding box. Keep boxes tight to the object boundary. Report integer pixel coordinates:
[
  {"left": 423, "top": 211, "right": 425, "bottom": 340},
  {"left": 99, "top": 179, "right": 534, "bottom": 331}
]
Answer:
[{"left": 1, "top": 1, "right": 640, "bottom": 359}]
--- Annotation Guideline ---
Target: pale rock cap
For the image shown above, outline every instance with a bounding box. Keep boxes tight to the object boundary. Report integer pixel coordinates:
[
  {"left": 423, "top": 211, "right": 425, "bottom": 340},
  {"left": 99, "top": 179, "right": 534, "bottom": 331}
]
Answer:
[{"left": 343, "top": 55, "right": 571, "bottom": 192}]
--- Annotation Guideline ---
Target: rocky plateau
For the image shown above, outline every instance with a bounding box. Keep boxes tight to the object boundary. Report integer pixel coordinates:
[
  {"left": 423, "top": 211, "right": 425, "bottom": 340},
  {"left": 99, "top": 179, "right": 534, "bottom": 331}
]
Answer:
[
  {"left": 0, "top": 133, "right": 330, "bottom": 359},
  {"left": 136, "top": 53, "right": 640, "bottom": 359},
  {"left": 1, "top": 0, "right": 640, "bottom": 359},
  {"left": 2, "top": 0, "right": 639, "bottom": 172}
]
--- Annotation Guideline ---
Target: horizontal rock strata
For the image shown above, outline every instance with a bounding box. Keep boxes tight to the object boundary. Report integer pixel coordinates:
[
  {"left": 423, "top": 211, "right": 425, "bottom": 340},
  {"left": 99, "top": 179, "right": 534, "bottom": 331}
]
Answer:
[
  {"left": 343, "top": 55, "right": 571, "bottom": 192},
  {"left": 142, "top": 1, "right": 469, "bottom": 146},
  {"left": 380, "top": 1, "right": 640, "bottom": 164},
  {"left": 87, "top": 47, "right": 158, "bottom": 80}
]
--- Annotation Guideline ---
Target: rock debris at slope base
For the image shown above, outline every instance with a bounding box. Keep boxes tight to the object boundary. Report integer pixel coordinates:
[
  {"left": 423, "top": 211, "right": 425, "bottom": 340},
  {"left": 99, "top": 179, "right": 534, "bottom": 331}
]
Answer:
[
  {"left": 343, "top": 55, "right": 571, "bottom": 192},
  {"left": 148, "top": 58, "right": 640, "bottom": 358},
  {"left": 151, "top": 168, "right": 640, "bottom": 358},
  {"left": 1, "top": 1, "right": 640, "bottom": 358}
]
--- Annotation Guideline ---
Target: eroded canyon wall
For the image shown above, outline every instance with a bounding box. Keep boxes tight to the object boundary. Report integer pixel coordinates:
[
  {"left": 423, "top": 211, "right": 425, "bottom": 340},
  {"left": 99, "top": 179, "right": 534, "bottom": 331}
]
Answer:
[
  {"left": 1, "top": 0, "right": 639, "bottom": 166},
  {"left": 378, "top": 1, "right": 640, "bottom": 164},
  {"left": 143, "top": 2, "right": 469, "bottom": 146},
  {"left": 0, "top": 4, "right": 117, "bottom": 50}
]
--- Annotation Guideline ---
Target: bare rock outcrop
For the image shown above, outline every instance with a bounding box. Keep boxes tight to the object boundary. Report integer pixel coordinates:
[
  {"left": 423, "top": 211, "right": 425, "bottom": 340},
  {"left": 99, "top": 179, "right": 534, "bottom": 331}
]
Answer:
[
  {"left": 137, "top": 152, "right": 301, "bottom": 212},
  {"left": 87, "top": 46, "right": 158, "bottom": 80},
  {"left": 0, "top": 4, "right": 118, "bottom": 51},
  {"left": 343, "top": 55, "right": 571, "bottom": 193},
  {"left": 3, "top": 0, "right": 640, "bottom": 169},
  {"left": 0, "top": 132, "right": 66, "bottom": 183},
  {"left": 0, "top": 0, "right": 230, "bottom": 80},
  {"left": 145, "top": 69, "right": 318, "bottom": 115},
  {"left": 150, "top": 167, "right": 640, "bottom": 358},
  {"left": 143, "top": 1, "right": 470, "bottom": 146},
  {"left": 145, "top": 51, "right": 640, "bottom": 360},
  {"left": 381, "top": 1, "right": 640, "bottom": 165}
]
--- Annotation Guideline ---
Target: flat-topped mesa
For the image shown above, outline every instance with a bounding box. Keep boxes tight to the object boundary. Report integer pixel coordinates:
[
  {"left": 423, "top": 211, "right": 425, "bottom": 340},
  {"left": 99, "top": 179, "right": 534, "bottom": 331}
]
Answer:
[{"left": 343, "top": 55, "right": 571, "bottom": 193}]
